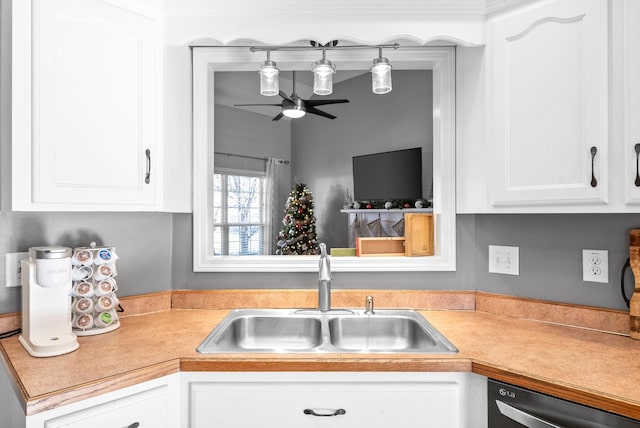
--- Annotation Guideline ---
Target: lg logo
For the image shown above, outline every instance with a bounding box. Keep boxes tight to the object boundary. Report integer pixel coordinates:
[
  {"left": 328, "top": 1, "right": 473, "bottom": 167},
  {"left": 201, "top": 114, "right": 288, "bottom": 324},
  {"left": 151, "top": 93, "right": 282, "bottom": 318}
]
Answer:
[{"left": 499, "top": 388, "right": 516, "bottom": 398}]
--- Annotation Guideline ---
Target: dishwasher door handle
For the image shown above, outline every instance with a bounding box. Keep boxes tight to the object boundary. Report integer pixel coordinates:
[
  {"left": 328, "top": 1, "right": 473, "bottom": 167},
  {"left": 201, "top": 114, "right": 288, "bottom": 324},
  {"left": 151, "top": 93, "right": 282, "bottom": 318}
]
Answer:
[{"left": 496, "top": 400, "right": 564, "bottom": 428}]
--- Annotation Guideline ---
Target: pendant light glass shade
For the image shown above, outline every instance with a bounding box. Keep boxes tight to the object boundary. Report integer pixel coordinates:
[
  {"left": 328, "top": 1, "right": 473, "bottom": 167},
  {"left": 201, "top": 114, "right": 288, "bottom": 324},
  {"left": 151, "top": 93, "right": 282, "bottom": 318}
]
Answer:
[
  {"left": 259, "top": 57, "right": 279, "bottom": 96},
  {"left": 371, "top": 56, "right": 392, "bottom": 94},
  {"left": 312, "top": 49, "right": 336, "bottom": 96}
]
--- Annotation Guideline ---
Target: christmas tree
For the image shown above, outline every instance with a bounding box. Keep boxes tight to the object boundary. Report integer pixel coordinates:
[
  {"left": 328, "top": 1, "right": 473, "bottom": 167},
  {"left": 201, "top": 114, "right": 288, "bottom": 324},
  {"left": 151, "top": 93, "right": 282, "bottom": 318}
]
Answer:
[{"left": 276, "top": 183, "right": 320, "bottom": 255}]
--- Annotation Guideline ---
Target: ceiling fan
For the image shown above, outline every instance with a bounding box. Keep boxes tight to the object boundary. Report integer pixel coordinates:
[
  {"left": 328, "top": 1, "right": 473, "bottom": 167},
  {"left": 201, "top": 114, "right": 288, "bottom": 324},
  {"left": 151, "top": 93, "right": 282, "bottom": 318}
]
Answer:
[{"left": 234, "top": 71, "right": 349, "bottom": 121}]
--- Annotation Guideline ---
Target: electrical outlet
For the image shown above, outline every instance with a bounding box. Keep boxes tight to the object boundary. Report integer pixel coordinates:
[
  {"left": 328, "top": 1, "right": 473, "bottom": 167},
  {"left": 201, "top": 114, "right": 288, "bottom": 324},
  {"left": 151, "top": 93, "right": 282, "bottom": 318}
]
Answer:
[
  {"left": 4, "top": 252, "right": 28, "bottom": 287},
  {"left": 582, "top": 249, "right": 608, "bottom": 283},
  {"left": 489, "top": 245, "right": 520, "bottom": 276}
]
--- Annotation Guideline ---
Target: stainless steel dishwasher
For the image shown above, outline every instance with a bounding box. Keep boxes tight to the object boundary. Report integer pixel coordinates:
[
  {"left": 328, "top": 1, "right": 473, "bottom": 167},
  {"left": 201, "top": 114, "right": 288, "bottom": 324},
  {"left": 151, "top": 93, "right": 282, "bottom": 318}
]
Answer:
[{"left": 488, "top": 379, "right": 640, "bottom": 427}]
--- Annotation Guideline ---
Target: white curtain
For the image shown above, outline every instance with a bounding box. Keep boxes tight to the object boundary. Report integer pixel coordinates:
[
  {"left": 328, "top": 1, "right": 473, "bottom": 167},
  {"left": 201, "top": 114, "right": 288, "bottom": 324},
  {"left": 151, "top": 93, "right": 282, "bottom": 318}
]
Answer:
[{"left": 264, "top": 158, "right": 287, "bottom": 255}]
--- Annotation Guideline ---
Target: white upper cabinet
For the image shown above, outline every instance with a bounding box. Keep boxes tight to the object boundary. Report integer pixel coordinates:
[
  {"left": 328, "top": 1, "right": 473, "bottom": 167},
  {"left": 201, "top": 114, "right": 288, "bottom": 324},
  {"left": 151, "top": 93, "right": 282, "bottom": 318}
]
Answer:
[
  {"left": 623, "top": 0, "right": 640, "bottom": 206},
  {"left": 11, "top": 0, "right": 162, "bottom": 211},
  {"left": 487, "top": 0, "right": 608, "bottom": 208}
]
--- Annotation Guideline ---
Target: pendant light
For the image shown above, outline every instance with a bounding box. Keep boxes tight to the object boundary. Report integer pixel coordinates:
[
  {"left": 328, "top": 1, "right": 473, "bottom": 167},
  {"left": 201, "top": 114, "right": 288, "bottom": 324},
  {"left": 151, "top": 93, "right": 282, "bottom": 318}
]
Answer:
[
  {"left": 371, "top": 47, "right": 392, "bottom": 94},
  {"left": 259, "top": 51, "right": 279, "bottom": 96},
  {"left": 312, "top": 48, "right": 336, "bottom": 96}
]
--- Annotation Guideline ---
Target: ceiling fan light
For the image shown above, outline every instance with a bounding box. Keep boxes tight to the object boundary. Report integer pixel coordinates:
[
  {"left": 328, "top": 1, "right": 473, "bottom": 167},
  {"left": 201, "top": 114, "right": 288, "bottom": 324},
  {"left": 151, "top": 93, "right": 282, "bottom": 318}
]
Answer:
[
  {"left": 371, "top": 57, "right": 392, "bottom": 95},
  {"left": 282, "top": 98, "right": 306, "bottom": 119},
  {"left": 312, "top": 58, "right": 336, "bottom": 96},
  {"left": 282, "top": 108, "right": 306, "bottom": 119},
  {"left": 259, "top": 59, "right": 279, "bottom": 96}
]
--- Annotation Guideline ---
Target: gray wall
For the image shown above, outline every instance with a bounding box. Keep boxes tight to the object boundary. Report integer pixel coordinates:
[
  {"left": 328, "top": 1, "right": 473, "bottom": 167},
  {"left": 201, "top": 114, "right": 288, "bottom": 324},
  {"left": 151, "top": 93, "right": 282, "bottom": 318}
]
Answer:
[
  {"left": 172, "top": 212, "right": 638, "bottom": 311},
  {"left": 0, "top": 212, "right": 637, "bottom": 315},
  {"left": 0, "top": 212, "right": 173, "bottom": 313},
  {"left": 291, "top": 71, "right": 433, "bottom": 249}
]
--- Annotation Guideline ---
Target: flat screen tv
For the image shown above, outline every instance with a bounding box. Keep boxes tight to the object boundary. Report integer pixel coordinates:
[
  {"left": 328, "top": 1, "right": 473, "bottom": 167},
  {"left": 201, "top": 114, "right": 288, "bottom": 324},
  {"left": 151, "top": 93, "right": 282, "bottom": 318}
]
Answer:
[{"left": 352, "top": 147, "right": 422, "bottom": 201}]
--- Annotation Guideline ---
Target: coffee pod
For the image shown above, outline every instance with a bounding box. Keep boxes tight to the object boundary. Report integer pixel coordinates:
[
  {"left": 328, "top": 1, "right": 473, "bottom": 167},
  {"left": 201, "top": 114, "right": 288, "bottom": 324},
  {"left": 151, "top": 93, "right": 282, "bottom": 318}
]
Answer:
[
  {"left": 71, "top": 265, "right": 93, "bottom": 282},
  {"left": 73, "top": 313, "right": 94, "bottom": 330},
  {"left": 71, "top": 248, "right": 93, "bottom": 266},
  {"left": 73, "top": 297, "right": 94, "bottom": 314},
  {"left": 94, "top": 248, "right": 118, "bottom": 265},
  {"left": 95, "top": 293, "right": 119, "bottom": 312},
  {"left": 93, "top": 264, "right": 117, "bottom": 281},
  {"left": 95, "top": 278, "right": 116, "bottom": 296},
  {"left": 73, "top": 281, "right": 94, "bottom": 298},
  {"left": 94, "top": 310, "right": 117, "bottom": 328}
]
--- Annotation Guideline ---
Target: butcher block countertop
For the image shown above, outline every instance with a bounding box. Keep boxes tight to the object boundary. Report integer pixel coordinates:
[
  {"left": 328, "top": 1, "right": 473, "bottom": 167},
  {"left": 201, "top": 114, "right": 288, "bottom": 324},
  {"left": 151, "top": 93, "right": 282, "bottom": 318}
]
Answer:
[{"left": 1, "top": 289, "right": 640, "bottom": 420}]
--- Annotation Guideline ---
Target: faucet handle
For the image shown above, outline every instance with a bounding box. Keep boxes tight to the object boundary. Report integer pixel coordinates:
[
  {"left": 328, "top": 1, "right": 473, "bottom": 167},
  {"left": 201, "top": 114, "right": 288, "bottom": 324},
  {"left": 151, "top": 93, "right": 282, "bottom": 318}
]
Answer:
[{"left": 364, "top": 295, "right": 375, "bottom": 315}]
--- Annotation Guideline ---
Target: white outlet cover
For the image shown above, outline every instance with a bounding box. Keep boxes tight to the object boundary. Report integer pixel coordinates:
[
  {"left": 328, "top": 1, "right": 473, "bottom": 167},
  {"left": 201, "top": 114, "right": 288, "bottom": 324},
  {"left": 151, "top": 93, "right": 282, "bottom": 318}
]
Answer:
[
  {"left": 582, "top": 249, "right": 608, "bottom": 283},
  {"left": 4, "top": 252, "right": 29, "bottom": 287},
  {"left": 489, "top": 245, "right": 520, "bottom": 276}
]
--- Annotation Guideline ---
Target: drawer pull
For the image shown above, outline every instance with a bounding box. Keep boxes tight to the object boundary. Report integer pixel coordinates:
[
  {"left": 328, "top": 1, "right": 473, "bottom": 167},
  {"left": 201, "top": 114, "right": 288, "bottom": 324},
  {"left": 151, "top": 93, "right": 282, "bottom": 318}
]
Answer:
[
  {"left": 303, "top": 408, "right": 346, "bottom": 417},
  {"left": 127, "top": 423, "right": 140, "bottom": 428}
]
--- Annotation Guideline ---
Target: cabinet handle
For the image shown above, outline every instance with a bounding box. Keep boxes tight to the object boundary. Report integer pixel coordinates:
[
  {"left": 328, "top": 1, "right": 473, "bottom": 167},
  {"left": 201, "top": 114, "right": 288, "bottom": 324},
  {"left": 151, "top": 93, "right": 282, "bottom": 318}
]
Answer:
[
  {"left": 145, "top": 149, "right": 151, "bottom": 184},
  {"left": 590, "top": 146, "right": 598, "bottom": 188},
  {"left": 496, "top": 400, "right": 561, "bottom": 428},
  {"left": 634, "top": 143, "right": 640, "bottom": 187},
  {"left": 303, "top": 408, "right": 346, "bottom": 417},
  {"left": 127, "top": 423, "right": 140, "bottom": 428}
]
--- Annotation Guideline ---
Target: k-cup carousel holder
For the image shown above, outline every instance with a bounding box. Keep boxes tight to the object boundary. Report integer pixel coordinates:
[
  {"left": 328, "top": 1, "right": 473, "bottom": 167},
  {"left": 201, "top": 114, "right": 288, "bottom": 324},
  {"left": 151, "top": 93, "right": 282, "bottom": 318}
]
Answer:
[{"left": 70, "top": 243, "right": 121, "bottom": 336}]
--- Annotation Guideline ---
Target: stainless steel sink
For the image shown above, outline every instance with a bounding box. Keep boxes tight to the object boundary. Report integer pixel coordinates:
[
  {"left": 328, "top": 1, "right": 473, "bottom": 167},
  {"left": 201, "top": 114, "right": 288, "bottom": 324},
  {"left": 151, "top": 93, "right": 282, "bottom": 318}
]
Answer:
[{"left": 197, "top": 309, "right": 457, "bottom": 354}]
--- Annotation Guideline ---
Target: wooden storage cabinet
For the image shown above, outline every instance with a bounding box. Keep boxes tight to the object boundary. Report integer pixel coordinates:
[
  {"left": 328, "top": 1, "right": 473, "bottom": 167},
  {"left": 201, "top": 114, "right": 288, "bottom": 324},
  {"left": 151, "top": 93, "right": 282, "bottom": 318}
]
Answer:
[
  {"left": 356, "top": 213, "right": 434, "bottom": 257},
  {"left": 356, "top": 237, "right": 405, "bottom": 256},
  {"left": 184, "top": 372, "right": 487, "bottom": 428},
  {"left": 404, "top": 213, "right": 434, "bottom": 256}
]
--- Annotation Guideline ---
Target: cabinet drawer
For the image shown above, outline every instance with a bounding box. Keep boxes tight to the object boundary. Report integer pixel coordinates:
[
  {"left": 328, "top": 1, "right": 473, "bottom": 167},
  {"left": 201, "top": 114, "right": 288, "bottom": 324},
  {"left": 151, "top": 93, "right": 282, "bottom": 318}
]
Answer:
[
  {"left": 43, "top": 385, "right": 169, "bottom": 428},
  {"left": 190, "top": 380, "right": 461, "bottom": 427}
]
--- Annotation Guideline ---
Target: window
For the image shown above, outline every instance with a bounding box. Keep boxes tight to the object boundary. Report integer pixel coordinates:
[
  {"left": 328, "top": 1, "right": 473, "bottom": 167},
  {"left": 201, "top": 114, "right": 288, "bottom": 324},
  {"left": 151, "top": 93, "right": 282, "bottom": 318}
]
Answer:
[{"left": 213, "top": 170, "right": 265, "bottom": 255}]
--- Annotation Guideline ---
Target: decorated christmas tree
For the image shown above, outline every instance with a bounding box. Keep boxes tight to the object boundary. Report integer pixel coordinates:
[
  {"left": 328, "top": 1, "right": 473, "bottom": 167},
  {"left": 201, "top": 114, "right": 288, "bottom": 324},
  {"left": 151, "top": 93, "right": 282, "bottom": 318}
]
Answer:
[{"left": 276, "top": 183, "right": 320, "bottom": 255}]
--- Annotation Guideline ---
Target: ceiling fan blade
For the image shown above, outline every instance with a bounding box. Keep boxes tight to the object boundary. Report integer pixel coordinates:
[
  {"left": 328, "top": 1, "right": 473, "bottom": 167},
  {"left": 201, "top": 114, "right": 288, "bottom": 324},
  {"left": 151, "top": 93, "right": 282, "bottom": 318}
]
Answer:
[
  {"left": 278, "top": 90, "right": 293, "bottom": 102},
  {"left": 272, "top": 112, "right": 285, "bottom": 121},
  {"left": 307, "top": 107, "right": 336, "bottom": 120},
  {"left": 234, "top": 103, "right": 282, "bottom": 107},
  {"left": 306, "top": 99, "right": 350, "bottom": 107}
]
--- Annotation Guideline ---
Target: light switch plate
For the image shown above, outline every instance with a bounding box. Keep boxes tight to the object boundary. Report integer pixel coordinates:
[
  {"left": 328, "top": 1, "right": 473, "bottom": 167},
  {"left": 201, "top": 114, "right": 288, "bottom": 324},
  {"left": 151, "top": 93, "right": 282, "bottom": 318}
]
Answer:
[
  {"left": 489, "top": 245, "right": 519, "bottom": 276},
  {"left": 582, "top": 249, "right": 608, "bottom": 283},
  {"left": 4, "top": 252, "right": 28, "bottom": 287}
]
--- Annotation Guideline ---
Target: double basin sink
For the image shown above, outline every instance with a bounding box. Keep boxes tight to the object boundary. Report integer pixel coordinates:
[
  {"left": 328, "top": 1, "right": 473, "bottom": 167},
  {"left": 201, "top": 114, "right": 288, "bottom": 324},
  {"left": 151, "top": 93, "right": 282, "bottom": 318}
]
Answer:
[{"left": 197, "top": 309, "right": 458, "bottom": 354}]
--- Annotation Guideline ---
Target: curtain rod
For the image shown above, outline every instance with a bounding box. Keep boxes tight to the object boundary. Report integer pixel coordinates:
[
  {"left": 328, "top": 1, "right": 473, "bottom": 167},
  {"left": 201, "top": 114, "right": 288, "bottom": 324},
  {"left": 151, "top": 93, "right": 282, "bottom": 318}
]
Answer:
[{"left": 214, "top": 151, "right": 290, "bottom": 164}]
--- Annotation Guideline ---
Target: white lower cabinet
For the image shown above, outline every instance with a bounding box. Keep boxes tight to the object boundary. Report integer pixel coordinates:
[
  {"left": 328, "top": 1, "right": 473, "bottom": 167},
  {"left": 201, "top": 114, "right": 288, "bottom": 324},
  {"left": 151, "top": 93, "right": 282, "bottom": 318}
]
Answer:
[
  {"left": 23, "top": 374, "right": 180, "bottom": 428},
  {"left": 182, "top": 372, "right": 487, "bottom": 428}
]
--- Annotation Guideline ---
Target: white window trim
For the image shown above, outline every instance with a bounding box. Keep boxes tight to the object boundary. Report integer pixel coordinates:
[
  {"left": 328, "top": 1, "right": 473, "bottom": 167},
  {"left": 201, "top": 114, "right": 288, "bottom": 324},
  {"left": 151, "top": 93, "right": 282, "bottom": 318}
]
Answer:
[{"left": 193, "top": 46, "right": 456, "bottom": 272}]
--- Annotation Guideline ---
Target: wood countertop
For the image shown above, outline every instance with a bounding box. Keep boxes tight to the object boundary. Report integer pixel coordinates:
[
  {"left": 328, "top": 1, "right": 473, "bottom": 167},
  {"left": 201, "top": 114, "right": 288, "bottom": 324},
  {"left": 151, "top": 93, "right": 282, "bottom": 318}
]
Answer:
[{"left": 1, "top": 290, "right": 640, "bottom": 420}]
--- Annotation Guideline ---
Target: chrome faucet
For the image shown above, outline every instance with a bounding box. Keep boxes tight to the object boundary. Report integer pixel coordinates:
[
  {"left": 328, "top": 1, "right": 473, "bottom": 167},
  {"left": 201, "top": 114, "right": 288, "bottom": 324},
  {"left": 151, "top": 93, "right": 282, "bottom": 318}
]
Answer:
[{"left": 318, "top": 243, "right": 332, "bottom": 312}]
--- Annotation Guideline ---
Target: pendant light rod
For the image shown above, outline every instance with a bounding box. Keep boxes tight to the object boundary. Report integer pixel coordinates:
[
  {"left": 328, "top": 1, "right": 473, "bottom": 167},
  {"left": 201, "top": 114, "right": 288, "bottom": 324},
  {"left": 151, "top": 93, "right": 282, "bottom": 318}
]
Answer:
[{"left": 249, "top": 43, "right": 399, "bottom": 53}]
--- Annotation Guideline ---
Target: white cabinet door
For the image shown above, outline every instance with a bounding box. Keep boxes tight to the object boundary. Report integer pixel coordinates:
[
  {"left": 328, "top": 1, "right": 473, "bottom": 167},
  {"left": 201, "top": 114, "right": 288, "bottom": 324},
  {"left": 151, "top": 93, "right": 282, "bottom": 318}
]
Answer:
[
  {"left": 12, "top": 0, "right": 159, "bottom": 211},
  {"left": 186, "top": 372, "right": 487, "bottom": 428},
  {"left": 624, "top": 0, "right": 640, "bottom": 205},
  {"left": 488, "top": 0, "right": 608, "bottom": 208},
  {"left": 42, "top": 385, "right": 169, "bottom": 428}
]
